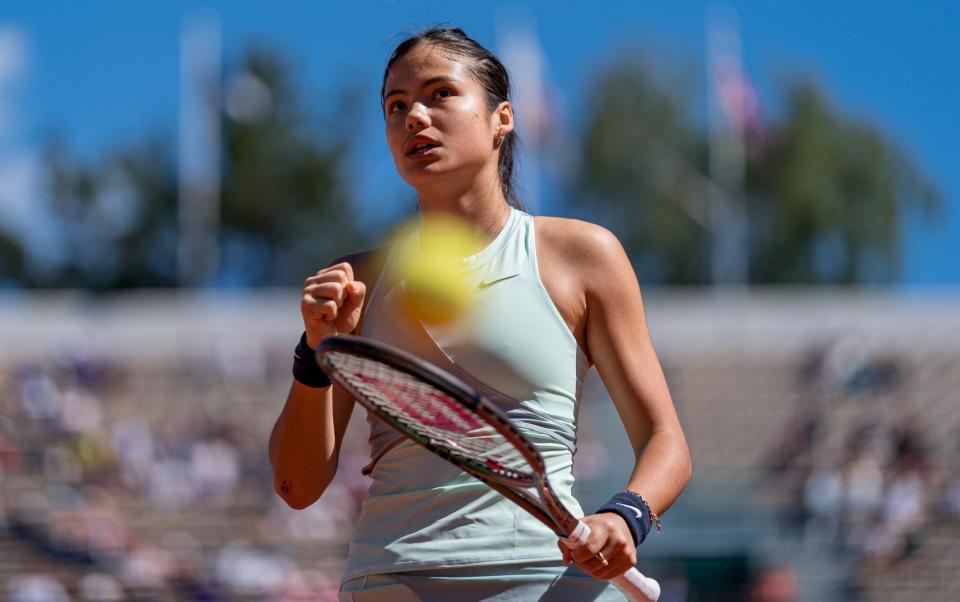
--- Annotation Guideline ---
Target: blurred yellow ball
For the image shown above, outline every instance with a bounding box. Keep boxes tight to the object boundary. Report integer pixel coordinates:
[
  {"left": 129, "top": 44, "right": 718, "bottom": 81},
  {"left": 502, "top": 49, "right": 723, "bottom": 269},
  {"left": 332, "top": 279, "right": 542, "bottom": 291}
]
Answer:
[{"left": 393, "top": 214, "right": 482, "bottom": 325}]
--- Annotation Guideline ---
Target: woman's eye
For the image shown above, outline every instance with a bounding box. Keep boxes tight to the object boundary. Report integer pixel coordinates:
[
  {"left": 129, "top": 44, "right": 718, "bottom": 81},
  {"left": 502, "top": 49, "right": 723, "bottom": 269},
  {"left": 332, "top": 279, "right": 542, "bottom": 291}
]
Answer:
[
  {"left": 434, "top": 88, "right": 452, "bottom": 99},
  {"left": 388, "top": 100, "right": 406, "bottom": 114}
]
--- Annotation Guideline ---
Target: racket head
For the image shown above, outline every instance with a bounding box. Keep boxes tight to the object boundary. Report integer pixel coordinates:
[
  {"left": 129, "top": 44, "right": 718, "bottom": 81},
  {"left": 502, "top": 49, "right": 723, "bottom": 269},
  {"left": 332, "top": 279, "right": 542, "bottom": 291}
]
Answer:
[
  {"left": 316, "top": 334, "right": 544, "bottom": 488},
  {"left": 318, "top": 335, "right": 661, "bottom": 600}
]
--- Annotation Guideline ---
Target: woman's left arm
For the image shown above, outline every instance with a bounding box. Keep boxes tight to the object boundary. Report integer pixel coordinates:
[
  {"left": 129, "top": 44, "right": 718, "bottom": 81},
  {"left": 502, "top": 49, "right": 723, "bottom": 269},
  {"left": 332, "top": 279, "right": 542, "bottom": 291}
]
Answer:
[{"left": 558, "top": 223, "right": 692, "bottom": 580}]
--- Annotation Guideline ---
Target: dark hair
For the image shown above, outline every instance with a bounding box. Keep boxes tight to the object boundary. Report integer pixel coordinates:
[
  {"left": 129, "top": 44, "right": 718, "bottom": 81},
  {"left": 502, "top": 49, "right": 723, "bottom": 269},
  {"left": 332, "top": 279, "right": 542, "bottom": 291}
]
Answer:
[{"left": 381, "top": 27, "right": 524, "bottom": 211}]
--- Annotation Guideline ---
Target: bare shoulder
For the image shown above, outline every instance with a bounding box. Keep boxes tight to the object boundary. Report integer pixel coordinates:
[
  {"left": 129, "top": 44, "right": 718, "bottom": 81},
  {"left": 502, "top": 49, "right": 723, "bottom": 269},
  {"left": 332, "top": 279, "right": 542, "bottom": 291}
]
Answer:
[
  {"left": 533, "top": 216, "right": 627, "bottom": 273},
  {"left": 533, "top": 217, "right": 634, "bottom": 360}
]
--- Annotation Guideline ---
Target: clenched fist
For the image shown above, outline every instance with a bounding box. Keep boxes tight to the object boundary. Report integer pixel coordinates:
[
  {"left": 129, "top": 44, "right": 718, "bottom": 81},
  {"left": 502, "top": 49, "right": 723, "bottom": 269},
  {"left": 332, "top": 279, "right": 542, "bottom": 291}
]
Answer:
[
  {"left": 558, "top": 513, "right": 637, "bottom": 581},
  {"left": 301, "top": 262, "right": 367, "bottom": 348}
]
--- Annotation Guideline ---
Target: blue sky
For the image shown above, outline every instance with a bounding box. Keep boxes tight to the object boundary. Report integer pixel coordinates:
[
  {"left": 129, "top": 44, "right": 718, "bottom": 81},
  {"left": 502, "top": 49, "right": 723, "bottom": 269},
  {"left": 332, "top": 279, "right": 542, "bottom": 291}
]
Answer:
[{"left": 1, "top": 0, "right": 957, "bottom": 285}]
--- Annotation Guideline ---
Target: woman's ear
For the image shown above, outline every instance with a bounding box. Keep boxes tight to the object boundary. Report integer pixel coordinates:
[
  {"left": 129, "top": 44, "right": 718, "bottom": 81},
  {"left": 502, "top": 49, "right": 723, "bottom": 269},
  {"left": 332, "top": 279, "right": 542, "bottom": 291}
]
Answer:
[{"left": 495, "top": 101, "right": 515, "bottom": 136}]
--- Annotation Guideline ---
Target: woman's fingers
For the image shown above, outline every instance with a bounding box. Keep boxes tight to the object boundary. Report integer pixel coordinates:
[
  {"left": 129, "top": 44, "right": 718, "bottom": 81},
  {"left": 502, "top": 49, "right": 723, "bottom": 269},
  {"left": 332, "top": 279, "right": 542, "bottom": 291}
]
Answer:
[
  {"left": 301, "top": 263, "right": 365, "bottom": 344},
  {"left": 305, "top": 281, "right": 346, "bottom": 306},
  {"left": 565, "top": 514, "right": 638, "bottom": 580},
  {"left": 316, "top": 299, "right": 339, "bottom": 322},
  {"left": 335, "top": 281, "right": 367, "bottom": 332},
  {"left": 571, "top": 545, "right": 608, "bottom": 577},
  {"left": 593, "top": 537, "right": 636, "bottom": 580}
]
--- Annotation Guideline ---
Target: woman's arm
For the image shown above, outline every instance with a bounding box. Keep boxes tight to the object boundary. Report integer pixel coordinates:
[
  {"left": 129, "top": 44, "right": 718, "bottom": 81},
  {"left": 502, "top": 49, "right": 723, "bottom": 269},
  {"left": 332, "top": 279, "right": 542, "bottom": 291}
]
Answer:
[
  {"left": 557, "top": 222, "right": 691, "bottom": 579},
  {"left": 268, "top": 250, "right": 382, "bottom": 509},
  {"left": 269, "top": 379, "right": 355, "bottom": 509},
  {"left": 582, "top": 226, "right": 691, "bottom": 514}
]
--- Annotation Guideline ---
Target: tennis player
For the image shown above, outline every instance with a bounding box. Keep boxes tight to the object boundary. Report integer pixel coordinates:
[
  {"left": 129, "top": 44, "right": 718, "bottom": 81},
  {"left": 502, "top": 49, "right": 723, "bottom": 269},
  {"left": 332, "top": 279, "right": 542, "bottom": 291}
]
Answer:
[{"left": 269, "top": 28, "right": 691, "bottom": 601}]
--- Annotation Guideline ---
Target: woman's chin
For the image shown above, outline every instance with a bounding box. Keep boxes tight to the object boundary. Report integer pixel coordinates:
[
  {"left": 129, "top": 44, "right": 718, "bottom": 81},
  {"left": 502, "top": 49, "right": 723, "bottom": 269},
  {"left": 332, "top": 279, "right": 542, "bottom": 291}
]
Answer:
[{"left": 401, "top": 162, "right": 451, "bottom": 186}]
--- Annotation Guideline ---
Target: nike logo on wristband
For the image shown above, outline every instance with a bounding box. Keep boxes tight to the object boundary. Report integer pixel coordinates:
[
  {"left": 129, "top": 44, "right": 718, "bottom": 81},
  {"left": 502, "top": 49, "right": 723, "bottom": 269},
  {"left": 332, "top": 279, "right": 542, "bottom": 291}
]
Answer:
[
  {"left": 478, "top": 274, "right": 519, "bottom": 288},
  {"left": 616, "top": 503, "right": 643, "bottom": 518}
]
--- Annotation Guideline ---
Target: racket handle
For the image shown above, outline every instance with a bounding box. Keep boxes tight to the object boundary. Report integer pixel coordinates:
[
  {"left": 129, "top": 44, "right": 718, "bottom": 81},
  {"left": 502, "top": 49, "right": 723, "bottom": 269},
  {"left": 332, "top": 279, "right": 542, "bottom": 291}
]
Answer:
[
  {"left": 612, "top": 568, "right": 661, "bottom": 602},
  {"left": 566, "top": 520, "right": 661, "bottom": 602}
]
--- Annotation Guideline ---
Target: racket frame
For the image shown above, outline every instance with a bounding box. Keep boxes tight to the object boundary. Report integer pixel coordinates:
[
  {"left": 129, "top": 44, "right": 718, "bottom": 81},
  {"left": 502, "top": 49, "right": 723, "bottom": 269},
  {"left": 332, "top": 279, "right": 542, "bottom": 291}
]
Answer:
[
  {"left": 316, "top": 334, "right": 661, "bottom": 601},
  {"left": 316, "top": 334, "right": 579, "bottom": 538}
]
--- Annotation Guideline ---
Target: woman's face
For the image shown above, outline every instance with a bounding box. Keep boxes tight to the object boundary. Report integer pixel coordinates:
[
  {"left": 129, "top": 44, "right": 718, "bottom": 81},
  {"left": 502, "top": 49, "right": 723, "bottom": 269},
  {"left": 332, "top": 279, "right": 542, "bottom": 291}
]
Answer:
[{"left": 383, "top": 45, "right": 507, "bottom": 192}]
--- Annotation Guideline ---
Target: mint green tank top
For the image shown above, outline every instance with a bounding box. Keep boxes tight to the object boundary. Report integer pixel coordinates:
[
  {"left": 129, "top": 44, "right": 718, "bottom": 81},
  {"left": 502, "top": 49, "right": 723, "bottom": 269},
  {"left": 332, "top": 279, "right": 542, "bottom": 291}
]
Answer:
[{"left": 343, "top": 208, "right": 589, "bottom": 582}]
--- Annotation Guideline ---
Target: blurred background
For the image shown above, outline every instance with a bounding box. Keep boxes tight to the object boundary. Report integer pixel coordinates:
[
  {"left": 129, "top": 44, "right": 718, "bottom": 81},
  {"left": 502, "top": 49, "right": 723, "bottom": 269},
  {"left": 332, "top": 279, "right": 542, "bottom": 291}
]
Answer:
[{"left": 1, "top": 1, "right": 957, "bottom": 600}]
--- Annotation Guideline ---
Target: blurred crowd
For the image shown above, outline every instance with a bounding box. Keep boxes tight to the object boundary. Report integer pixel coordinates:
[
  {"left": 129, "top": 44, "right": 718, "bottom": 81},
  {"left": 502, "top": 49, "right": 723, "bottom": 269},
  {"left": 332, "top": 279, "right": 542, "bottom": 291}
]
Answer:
[
  {"left": 3, "top": 330, "right": 958, "bottom": 601},
  {"left": 766, "top": 336, "right": 960, "bottom": 590},
  {"left": 0, "top": 338, "right": 370, "bottom": 601}
]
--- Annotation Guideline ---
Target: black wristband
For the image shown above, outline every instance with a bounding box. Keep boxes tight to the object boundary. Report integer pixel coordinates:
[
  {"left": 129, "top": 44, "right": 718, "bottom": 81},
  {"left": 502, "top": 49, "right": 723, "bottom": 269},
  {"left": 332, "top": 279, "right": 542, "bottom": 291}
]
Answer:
[
  {"left": 292, "top": 332, "right": 332, "bottom": 388},
  {"left": 596, "top": 491, "right": 652, "bottom": 547}
]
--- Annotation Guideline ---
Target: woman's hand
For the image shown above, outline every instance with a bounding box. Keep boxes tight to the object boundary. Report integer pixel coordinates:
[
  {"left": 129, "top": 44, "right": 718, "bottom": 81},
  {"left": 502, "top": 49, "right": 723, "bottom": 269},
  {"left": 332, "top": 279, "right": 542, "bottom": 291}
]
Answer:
[
  {"left": 301, "top": 262, "right": 367, "bottom": 348},
  {"left": 557, "top": 513, "right": 637, "bottom": 580}
]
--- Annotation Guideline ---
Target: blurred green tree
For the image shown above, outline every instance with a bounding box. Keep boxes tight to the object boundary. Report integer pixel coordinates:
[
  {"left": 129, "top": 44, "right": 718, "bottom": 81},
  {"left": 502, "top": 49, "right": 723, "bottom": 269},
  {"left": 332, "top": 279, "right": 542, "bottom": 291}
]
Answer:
[
  {"left": 218, "top": 48, "right": 367, "bottom": 286},
  {"left": 0, "top": 229, "right": 28, "bottom": 286},
  {"left": 571, "top": 58, "right": 710, "bottom": 284},
  {"left": 43, "top": 135, "right": 180, "bottom": 288},
  {"left": 16, "top": 47, "right": 365, "bottom": 290},
  {"left": 571, "top": 60, "right": 940, "bottom": 284},
  {"left": 748, "top": 81, "right": 939, "bottom": 283}
]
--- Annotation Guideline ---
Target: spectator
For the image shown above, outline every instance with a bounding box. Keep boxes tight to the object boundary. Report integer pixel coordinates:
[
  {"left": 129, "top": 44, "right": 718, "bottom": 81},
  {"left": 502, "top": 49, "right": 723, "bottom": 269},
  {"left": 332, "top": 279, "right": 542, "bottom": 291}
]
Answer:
[
  {"left": 7, "top": 573, "right": 70, "bottom": 602},
  {"left": 78, "top": 572, "right": 124, "bottom": 601}
]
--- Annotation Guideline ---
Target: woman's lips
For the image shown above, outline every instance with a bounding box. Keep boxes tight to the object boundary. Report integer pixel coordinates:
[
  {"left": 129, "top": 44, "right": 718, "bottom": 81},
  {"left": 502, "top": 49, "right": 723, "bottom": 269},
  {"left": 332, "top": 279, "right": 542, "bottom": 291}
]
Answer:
[
  {"left": 405, "top": 135, "right": 441, "bottom": 157},
  {"left": 408, "top": 144, "right": 439, "bottom": 158}
]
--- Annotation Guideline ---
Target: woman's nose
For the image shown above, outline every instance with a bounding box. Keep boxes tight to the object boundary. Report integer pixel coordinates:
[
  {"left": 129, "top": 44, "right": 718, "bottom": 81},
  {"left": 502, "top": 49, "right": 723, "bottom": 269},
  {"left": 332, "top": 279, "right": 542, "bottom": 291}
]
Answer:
[{"left": 405, "top": 102, "right": 429, "bottom": 131}]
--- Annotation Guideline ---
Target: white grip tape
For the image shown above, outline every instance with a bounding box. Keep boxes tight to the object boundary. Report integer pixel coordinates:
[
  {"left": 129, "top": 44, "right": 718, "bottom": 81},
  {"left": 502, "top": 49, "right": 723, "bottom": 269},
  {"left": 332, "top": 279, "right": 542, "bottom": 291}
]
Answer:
[
  {"left": 564, "top": 519, "right": 661, "bottom": 602},
  {"left": 568, "top": 520, "right": 591, "bottom": 545},
  {"left": 613, "top": 569, "right": 661, "bottom": 602}
]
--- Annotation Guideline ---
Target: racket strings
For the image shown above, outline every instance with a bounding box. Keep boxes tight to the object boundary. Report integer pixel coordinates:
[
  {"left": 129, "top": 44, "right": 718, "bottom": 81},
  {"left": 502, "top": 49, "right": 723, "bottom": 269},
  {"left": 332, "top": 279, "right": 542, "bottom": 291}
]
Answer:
[{"left": 325, "top": 351, "right": 530, "bottom": 479}]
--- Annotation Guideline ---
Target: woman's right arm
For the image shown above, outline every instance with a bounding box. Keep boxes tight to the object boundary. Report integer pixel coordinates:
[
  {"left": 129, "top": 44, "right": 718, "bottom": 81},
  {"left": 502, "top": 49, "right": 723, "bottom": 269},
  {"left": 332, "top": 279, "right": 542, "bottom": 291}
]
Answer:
[
  {"left": 268, "top": 257, "right": 371, "bottom": 509},
  {"left": 269, "top": 376, "right": 356, "bottom": 509}
]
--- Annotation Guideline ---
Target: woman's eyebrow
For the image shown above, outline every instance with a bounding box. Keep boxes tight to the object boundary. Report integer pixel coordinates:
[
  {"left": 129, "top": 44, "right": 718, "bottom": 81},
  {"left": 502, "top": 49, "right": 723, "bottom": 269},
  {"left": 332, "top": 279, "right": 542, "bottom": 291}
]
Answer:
[{"left": 384, "top": 76, "right": 463, "bottom": 101}]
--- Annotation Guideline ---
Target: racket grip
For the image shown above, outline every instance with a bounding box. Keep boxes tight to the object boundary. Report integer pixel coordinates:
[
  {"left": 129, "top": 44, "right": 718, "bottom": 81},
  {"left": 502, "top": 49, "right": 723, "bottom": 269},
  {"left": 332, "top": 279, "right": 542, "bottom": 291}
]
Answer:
[
  {"left": 612, "top": 568, "right": 661, "bottom": 602},
  {"left": 566, "top": 520, "right": 661, "bottom": 602}
]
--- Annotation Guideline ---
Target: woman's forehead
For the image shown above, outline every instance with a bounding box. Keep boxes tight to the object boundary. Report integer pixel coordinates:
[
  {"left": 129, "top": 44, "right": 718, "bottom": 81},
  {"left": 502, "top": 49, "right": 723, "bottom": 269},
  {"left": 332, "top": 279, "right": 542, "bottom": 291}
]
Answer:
[{"left": 386, "top": 45, "right": 470, "bottom": 88}]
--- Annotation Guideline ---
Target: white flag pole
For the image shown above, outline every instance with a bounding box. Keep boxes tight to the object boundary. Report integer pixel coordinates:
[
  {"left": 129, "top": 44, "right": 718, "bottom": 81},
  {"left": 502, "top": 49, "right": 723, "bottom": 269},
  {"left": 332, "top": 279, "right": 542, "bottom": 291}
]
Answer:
[{"left": 178, "top": 9, "right": 221, "bottom": 287}]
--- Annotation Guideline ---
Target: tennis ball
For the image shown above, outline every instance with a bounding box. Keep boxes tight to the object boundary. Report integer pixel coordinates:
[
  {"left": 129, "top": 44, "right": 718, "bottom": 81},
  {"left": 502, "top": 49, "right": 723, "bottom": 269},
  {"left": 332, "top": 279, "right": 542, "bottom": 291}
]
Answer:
[{"left": 393, "top": 214, "right": 482, "bottom": 325}]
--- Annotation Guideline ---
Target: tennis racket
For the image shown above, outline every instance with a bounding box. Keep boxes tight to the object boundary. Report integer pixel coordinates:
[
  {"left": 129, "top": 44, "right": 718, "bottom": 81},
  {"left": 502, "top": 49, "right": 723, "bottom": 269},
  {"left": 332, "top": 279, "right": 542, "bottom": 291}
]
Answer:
[{"left": 316, "top": 334, "right": 661, "bottom": 602}]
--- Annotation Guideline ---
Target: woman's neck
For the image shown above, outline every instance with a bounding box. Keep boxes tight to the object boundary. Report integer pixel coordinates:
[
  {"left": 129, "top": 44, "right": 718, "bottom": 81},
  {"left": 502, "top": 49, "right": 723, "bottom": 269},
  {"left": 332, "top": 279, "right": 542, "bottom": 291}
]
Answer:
[{"left": 416, "top": 177, "right": 513, "bottom": 245}]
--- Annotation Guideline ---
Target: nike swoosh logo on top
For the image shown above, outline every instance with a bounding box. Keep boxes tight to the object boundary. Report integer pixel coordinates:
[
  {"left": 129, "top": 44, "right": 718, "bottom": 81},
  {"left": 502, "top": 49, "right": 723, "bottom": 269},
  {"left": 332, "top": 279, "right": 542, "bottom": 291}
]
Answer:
[
  {"left": 616, "top": 503, "right": 643, "bottom": 518},
  {"left": 478, "top": 274, "right": 519, "bottom": 288}
]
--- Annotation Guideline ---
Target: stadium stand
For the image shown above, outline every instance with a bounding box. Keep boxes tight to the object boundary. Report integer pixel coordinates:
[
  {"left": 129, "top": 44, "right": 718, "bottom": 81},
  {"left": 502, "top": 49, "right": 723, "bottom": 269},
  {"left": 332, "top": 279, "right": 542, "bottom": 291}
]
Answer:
[{"left": 1, "top": 289, "right": 957, "bottom": 601}]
